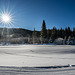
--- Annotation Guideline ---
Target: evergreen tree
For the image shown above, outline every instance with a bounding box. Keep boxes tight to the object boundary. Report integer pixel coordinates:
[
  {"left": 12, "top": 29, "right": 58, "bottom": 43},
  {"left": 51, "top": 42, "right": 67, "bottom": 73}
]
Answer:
[
  {"left": 47, "top": 29, "right": 51, "bottom": 39},
  {"left": 40, "top": 20, "right": 47, "bottom": 43},
  {"left": 57, "top": 29, "right": 60, "bottom": 38},
  {"left": 32, "top": 28, "right": 37, "bottom": 44},
  {"left": 51, "top": 27, "right": 57, "bottom": 42},
  {"left": 65, "top": 27, "right": 72, "bottom": 38},
  {"left": 67, "top": 27, "right": 72, "bottom": 37},
  {"left": 73, "top": 27, "right": 75, "bottom": 37},
  {"left": 65, "top": 27, "right": 68, "bottom": 38},
  {"left": 62, "top": 29, "right": 65, "bottom": 38},
  {"left": 60, "top": 28, "right": 63, "bottom": 38},
  {"left": 47, "top": 29, "right": 51, "bottom": 43}
]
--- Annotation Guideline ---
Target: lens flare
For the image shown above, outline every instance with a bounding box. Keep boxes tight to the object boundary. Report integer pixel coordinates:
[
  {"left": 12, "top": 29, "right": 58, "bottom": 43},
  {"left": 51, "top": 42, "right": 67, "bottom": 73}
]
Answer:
[
  {"left": 0, "top": 10, "right": 15, "bottom": 27},
  {"left": 2, "top": 14, "right": 10, "bottom": 23}
]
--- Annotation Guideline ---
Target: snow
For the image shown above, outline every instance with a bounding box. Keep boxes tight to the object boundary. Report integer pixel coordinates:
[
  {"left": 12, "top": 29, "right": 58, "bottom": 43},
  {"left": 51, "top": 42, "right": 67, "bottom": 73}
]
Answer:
[
  {"left": 0, "top": 66, "right": 75, "bottom": 75},
  {"left": 0, "top": 45, "right": 75, "bottom": 67},
  {"left": 0, "top": 45, "right": 75, "bottom": 74}
]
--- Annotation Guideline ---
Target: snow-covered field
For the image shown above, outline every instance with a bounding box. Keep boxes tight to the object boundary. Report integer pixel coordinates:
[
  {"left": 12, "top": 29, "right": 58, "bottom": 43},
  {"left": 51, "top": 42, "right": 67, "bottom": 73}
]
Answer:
[{"left": 0, "top": 45, "right": 75, "bottom": 75}]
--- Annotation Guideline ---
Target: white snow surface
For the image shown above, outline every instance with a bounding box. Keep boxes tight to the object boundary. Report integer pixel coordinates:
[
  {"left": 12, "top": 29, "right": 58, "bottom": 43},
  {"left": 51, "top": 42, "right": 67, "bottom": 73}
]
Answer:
[
  {"left": 0, "top": 45, "right": 75, "bottom": 67},
  {"left": 0, "top": 45, "right": 75, "bottom": 75}
]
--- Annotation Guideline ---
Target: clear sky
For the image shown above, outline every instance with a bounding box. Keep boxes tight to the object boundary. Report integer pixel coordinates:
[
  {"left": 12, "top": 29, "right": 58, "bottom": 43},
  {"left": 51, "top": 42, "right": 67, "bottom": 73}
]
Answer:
[{"left": 0, "top": 0, "right": 75, "bottom": 31}]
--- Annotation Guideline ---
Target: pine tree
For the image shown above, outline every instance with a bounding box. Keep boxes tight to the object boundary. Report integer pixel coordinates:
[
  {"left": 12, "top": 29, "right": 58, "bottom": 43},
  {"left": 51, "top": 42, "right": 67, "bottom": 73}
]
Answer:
[
  {"left": 40, "top": 20, "right": 47, "bottom": 44},
  {"left": 67, "top": 27, "right": 72, "bottom": 37},
  {"left": 65, "top": 27, "right": 68, "bottom": 38},
  {"left": 62, "top": 29, "right": 65, "bottom": 38},
  {"left": 57, "top": 29, "right": 60, "bottom": 38},
  {"left": 60, "top": 28, "right": 63, "bottom": 38},
  {"left": 47, "top": 29, "right": 51, "bottom": 40},
  {"left": 33, "top": 28, "right": 37, "bottom": 44},
  {"left": 65, "top": 27, "right": 72, "bottom": 38},
  {"left": 51, "top": 27, "right": 57, "bottom": 42},
  {"left": 73, "top": 27, "right": 75, "bottom": 37}
]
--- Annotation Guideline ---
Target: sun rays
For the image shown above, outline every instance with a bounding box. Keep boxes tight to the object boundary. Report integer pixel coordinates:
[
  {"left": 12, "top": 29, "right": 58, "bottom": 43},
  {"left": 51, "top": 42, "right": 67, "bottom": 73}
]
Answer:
[{"left": 0, "top": 10, "right": 15, "bottom": 28}]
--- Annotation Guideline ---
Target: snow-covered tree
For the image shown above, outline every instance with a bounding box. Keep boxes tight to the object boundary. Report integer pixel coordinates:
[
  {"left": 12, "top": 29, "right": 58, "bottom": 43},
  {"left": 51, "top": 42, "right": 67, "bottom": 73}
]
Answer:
[
  {"left": 63, "top": 36, "right": 67, "bottom": 45},
  {"left": 68, "top": 36, "right": 71, "bottom": 45}
]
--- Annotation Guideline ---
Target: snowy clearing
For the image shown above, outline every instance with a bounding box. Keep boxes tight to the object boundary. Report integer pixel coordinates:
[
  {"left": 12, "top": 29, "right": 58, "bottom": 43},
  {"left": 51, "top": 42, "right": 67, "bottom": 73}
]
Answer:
[
  {"left": 0, "top": 45, "right": 75, "bottom": 75},
  {"left": 0, "top": 45, "right": 75, "bottom": 67}
]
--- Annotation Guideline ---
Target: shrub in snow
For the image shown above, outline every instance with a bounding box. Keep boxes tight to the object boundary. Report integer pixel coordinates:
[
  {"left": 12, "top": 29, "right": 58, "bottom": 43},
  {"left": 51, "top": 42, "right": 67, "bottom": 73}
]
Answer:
[{"left": 54, "top": 38, "right": 64, "bottom": 45}]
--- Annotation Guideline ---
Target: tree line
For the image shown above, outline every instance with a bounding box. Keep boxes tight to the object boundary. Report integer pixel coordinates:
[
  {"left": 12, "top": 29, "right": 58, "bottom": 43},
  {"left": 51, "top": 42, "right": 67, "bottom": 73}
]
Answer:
[
  {"left": 0, "top": 20, "right": 75, "bottom": 44},
  {"left": 32, "top": 20, "right": 75, "bottom": 44}
]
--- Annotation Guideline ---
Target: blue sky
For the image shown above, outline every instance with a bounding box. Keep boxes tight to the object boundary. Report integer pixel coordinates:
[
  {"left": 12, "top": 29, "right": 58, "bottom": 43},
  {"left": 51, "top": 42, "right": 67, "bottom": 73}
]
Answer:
[{"left": 0, "top": 0, "right": 75, "bottom": 31}]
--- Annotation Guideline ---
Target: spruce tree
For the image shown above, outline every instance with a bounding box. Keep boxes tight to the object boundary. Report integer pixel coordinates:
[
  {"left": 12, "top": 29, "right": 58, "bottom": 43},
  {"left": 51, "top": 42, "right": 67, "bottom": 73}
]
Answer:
[
  {"left": 40, "top": 20, "right": 47, "bottom": 44},
  {"left": 51, "top": 27, "right": 57, "bottom": 42},
  {"left": 47, "top": 29, "right": 51, "bottom": 39}
]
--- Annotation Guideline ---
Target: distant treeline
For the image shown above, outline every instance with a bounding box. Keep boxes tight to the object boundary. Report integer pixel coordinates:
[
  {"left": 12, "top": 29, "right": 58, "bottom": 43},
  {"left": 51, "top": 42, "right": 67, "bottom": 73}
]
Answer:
[
  {"left": 0, "top": 20, "right": 75, "bottom": 44},
  {"left": 33, "top": 20, "right": 75, "bottom": 44}
]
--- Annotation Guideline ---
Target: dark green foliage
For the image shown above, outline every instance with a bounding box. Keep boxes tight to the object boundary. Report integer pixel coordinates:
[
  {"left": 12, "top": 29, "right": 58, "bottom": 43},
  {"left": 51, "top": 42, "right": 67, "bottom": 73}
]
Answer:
[
  {"left": 65, "top": 27, "right": 72, "bottom": 38},
  {"left": 41, "top": 20, "right": 47, "bottom": 38},
  {"left": 73, "top": 27, "right": 75, "bottom": 37},
  {"left": 0, "top": 21, "right": 75, "bottom": 44},
  {"left": 57, "top": 28, "right": 65, "bottom": 38},
  {"left": 51, "top": 27, "right": 57, "bottom": 42},
  {"left": 47, "top": 29, "right": 51, "bottom": 39},
  {"left": 40, "top": 20, "right": 47, "bottom": 43}
]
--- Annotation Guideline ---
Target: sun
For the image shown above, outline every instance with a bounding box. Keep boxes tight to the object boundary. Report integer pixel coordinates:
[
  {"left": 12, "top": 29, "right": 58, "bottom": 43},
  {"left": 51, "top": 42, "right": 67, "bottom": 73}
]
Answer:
[
  {"left": 2, "top": 14, "right": 10, "bottom": 23},
  {"left": 1, "top": 13, "right": 12, "bottom": 25},
  {"left": 0, "top": 11, "right": 14, "bottom": 27}
]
